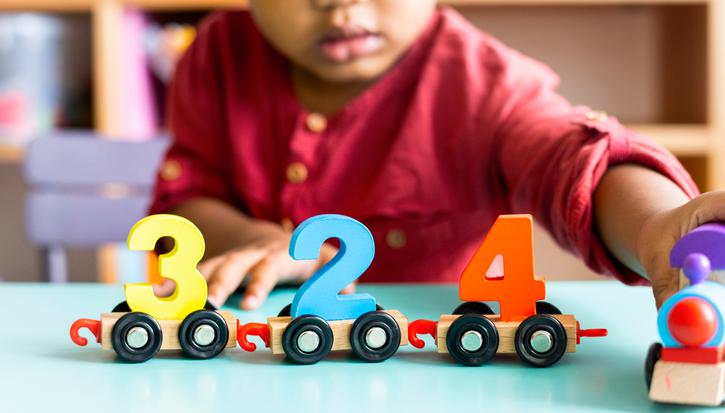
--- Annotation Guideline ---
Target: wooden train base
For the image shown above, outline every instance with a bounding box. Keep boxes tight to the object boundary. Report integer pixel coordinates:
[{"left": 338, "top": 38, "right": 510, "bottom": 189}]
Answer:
[
  {"left": 436, "top": 313, "right": 578, "bottom": 354},
  {"left": 72, "top": 309, "right": 237, "bottom": 362},
  {"left": 646, "top": 343, "right": 725, "bottom": 406},
  {"left": 649, "top": 360, "right": 725, "bottom": 406},
  {"left": 409, "top": 308, "right": 605, "bottom": 368},
  {"left": 239, "top": 309, "right": 409, "bottom": 364}
]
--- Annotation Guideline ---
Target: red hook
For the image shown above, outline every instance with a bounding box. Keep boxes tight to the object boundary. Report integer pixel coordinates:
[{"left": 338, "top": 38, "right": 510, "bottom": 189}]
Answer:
[
  {"left": 408, "top": 319, "right": 438, "bottom": 349},
  {"left": 70, "top": 319, "right": 101, "bottom": 346},
  {"left": 237, "top": 321, "right": 270, "bottom": 352},
  {"left": 576, "top": 321, "right": 608, "bottom": 344}
]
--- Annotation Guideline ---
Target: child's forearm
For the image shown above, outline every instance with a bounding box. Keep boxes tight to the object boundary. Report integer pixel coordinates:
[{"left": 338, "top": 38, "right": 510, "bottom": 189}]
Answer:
[
  {"left": 170, "top": 197, "right": 286, "bottom": 259},
  {"left": 593, "top": 164, "right": 690, "bottom": 278}
]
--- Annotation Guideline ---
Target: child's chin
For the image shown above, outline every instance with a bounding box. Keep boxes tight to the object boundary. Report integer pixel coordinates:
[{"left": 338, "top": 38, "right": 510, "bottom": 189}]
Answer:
[{"left": 312, "top": 58, "right": 392, "bottom": 84}]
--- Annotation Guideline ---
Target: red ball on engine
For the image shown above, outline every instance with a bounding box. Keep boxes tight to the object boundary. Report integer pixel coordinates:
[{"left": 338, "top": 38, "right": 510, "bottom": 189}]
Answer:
[{"left": 667, "top": 297, "right": 718, "bottom": 347}]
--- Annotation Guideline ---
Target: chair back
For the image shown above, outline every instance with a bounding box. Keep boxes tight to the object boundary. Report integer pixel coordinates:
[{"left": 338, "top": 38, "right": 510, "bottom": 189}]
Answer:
[{"left": 24, "top": 131, "right": 169, "bottom": 282}]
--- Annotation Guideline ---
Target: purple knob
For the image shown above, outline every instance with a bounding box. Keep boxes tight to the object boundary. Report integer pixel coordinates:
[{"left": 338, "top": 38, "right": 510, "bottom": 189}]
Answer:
[{"left": 683, "top": 253, "right": 711, "bottom": 285}]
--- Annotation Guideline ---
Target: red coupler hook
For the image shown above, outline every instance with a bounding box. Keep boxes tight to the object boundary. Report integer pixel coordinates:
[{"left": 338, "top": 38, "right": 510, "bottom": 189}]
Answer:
[
  {"left": 576, "top": 321, "right": 608, "bottom": 344},
  {"left": 237, "top": 320, "right": 270, "bottom": 352},
  {"left": 408, "top": 319, "right": 438, "bottom": 349},
  {"left": 70, "top": 319, "right": 101, "bottom": 346}
]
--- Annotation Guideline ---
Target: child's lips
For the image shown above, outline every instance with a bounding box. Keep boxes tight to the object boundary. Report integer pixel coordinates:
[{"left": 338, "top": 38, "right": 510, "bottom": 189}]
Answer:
[{"left": 318, "top": 31, "right": 383, "bottom": 63}]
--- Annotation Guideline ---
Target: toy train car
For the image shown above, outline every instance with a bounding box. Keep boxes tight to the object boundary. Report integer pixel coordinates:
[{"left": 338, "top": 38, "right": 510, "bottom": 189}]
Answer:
[
  {"left": 237, "top": 214, "right": 412, "bottom": 364},
  {"left": 408, "top": 302, "right": 605, "bottom": 367},
  {"left": 71, "top": 301, "right": 238, "bottom": 362},
  {"left": 239, "top": 304, "right": 409, "bottom": 364},
  {"left": 645, "top": 223, "right": 725, "bottom": 406},
  {"left": 407, "top": 215, "right": 606, "bottom": 367},
  {"left": 69, "top": 214, "right": 244, "bottom": 362}
]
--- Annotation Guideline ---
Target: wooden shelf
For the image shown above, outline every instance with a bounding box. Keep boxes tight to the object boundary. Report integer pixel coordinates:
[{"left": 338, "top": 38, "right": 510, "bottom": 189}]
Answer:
[
  {"left": 630, "top": 124, "right": 712, "bottom": 156},
  {"left": 0, "top": 0, "right": 711, "bottom": 12},
  {"left": 123, "top": 0, "right": 245, "bottom": 10},
  {"left": 0, "top": 0, "right": 92, "bottom": 11},
  {"left": 0, "top": 143, "right": 24, "bottom": 164}
]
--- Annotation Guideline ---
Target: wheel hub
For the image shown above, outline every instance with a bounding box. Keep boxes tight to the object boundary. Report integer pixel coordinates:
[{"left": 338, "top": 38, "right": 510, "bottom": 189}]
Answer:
[
  {"left": 365, "top": 327, "right": 388, "bottom": 349},
  {"left": 530, "top": 330, "right": 554, "bottom": 353},
  {"left": 461, "top": 330, "right": 483, "bottom": 352},
  {"left": 126, "top": 326, "right": 149, "bottom": 349},
  {"left": 193, "top": 324, "right": 216, "bottom": 347},
  {"left": 297, "top": 330, "right": 321, "bottom": 353}
]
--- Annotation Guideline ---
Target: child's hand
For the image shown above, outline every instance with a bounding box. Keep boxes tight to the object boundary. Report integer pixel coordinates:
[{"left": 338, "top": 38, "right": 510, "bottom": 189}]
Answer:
[
  {"left": 155, "top": 226, "right": 347, "bottom": 310},
  {"left": 202, "top": 231, "right": 345, "bottom": 310},
  {"left": 637, "top": 191, "right": 725, "bottom": 308}
]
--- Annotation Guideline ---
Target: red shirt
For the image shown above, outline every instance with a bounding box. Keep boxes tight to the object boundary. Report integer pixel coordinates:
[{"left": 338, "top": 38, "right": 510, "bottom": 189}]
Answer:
[{"left": 151, "top": 8, "right": 698, "bottom": 285}]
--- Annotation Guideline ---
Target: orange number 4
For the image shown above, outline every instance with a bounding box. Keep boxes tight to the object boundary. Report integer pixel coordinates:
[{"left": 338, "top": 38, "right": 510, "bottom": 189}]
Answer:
[{"left": 459, "top": 214, "right": 545, "bottom": 321}]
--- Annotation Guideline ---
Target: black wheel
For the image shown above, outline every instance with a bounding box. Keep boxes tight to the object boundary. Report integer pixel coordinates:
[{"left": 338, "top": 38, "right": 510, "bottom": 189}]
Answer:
[
  {"left": 645, "top": 342, "right": 662, "bottom": 390},
  {"left": 111, "top": 312, "right": 163, "bottom": 363},
  {"left": 350, "top": 311, "right": 401, "bottom": 362},
  {"left": 536, "top": 301, "right": 562, "bottom": 315},
  {"left": 279, "top": 303, "right": 383, "bottom": 317},
  {"left": 514, "top": 314, "right": 567, "bottom": 367},
  {"left": 113, "top": 300, "right": 216, "bottom": 312},
  {"left": 178, "top": 310, "right": 229, "bottom": 359},
  {"left": 452, "top": 301, "right": 495, "bottom": 315},
  {"left": 446, "top": 314, "right": 499, "bottom": 366},
  {"left": 112, "top": 301, "right": 131, "bottom": 312},
  {"left": 278, "top": 303, "right": 292, "bottom": 317},
  {"left": 282, "top": 315, "right": 334, "bottom": 364}
]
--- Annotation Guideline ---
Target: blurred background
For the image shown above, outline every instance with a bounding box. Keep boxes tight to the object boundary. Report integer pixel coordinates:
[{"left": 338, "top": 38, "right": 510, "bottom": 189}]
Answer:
[{"left": 0, "top": 0, "right": 723, "bottom": 284}]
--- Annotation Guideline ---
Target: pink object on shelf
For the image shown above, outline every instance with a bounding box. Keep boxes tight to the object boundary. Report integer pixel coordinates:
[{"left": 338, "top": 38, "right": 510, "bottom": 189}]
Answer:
[{"left": 118, "top": 9, "right": 158, "bottom": 141}]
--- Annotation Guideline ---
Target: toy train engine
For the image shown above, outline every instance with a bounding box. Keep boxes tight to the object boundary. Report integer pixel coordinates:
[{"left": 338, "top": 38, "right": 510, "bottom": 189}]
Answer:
[{"left": 646, "top": 223, "right": 725, "bottom": 406}]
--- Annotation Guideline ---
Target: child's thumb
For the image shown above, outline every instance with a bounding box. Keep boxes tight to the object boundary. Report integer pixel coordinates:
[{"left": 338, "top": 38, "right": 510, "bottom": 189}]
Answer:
[{"left": 651, "top": 269, "right": 680, "bottom": 309}]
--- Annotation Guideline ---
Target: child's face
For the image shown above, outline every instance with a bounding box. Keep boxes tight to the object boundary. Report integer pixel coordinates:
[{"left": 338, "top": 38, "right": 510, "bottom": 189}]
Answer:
[{"left": 250, "top": 0, "right": 436, "bottom": 83}]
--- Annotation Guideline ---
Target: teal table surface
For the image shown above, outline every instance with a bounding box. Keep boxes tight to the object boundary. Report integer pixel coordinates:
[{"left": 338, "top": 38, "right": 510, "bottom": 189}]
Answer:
[{"left": 0, "top": 281, "right": 710, "bottom": 413}]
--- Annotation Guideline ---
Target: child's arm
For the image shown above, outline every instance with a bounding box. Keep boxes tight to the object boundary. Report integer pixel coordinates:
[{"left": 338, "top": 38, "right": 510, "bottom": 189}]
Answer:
[
  {"left": 164, "top": 196, "right": 343, "bottom": 309},
  {"left": 487, "top": 45, "right": 702, "bottom": 301},
  {"left": 595, "top": 165, "right": 725, "bottom": 307}
]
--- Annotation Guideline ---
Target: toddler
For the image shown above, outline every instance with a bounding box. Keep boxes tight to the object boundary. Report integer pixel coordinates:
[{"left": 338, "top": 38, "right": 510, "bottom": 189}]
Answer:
[{"left": 151, "top": 0, "right": 724, "bottom": 310}]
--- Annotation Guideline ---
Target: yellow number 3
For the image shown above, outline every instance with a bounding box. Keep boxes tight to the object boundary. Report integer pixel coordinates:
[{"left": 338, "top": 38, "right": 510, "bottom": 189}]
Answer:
[{"left": 125, "top": 214, "right": 207, "bottom": 320}]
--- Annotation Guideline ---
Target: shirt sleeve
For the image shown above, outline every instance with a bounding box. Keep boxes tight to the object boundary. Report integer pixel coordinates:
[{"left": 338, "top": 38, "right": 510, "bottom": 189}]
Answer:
[
  {"left": 149, "top": 16, "right": 236, "bottom": 215},
  {"left": 490, "top": 49, "right": 700, "bottom": 285}
]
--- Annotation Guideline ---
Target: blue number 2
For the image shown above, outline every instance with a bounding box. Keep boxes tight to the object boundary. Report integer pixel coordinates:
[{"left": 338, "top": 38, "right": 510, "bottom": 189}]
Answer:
[{"left": 290, "top": 214, "right": 376, "bottom": 321}]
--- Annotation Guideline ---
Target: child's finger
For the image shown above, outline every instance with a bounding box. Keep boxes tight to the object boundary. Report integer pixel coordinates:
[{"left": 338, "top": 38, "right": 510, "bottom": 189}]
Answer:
[
  {"left": 651, "top": 268, "right": 680, "bottom": 309},
  {"left": 207, "top": 250, "right": 267, "bottom": 307},
  {"left": 340, "top": 283, "right": 356, "bottom": 295},
  {"left": 198, "top": 255, "right": 225, "bottom": 279},
  {"left": 241, "top": 259, "right": 279, "bottom": 310},
  {"left": 152, "top": 278, "right": 176, "bottom": 297}
]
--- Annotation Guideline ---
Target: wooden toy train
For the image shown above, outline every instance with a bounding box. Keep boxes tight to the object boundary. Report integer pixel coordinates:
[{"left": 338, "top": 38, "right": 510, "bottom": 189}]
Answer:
[
  {"left": 70, "top": 213, "right": 607, "bottom": 365},
  {"left": 645, "top": 223, "right": 725, "bottom": 406}
]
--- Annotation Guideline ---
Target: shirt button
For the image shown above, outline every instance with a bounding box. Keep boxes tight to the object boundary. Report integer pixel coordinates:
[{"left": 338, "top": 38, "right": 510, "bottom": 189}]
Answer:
[
  {"left": 386, "top": 229, "right": 407, "bottom": 250},
  {"left": 305, "top": 113, "right": 327, "bottom": 133},
  {"left": 160, "top": 159, "right": 182, "bottom": 181},
  {"left": 585, "top": 110, "right": 608, "bottom": 122},
  {"left": 286, "top": 162, "right": 308, "bottom": 184},
  {"left": 280, "top": 217, "right": 295, "bottom": 233}
]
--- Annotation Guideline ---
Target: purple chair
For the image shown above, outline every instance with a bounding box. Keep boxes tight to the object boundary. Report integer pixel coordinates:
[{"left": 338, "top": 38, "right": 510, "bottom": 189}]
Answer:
[{"left": 23, "top": 131, "right": 169, "bottom": 282}]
